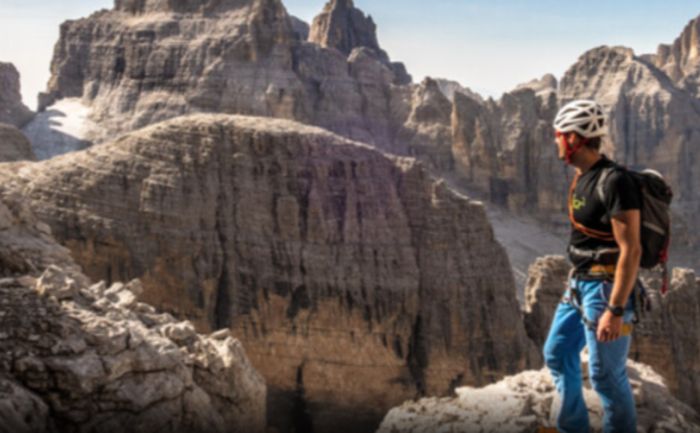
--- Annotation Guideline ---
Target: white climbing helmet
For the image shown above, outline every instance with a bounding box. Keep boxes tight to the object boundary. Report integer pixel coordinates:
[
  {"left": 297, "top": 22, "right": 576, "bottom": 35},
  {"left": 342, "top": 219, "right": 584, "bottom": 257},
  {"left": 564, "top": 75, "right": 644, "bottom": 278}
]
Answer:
[{"left": 553, "top": 99, "right": 607, "bottom": 138}]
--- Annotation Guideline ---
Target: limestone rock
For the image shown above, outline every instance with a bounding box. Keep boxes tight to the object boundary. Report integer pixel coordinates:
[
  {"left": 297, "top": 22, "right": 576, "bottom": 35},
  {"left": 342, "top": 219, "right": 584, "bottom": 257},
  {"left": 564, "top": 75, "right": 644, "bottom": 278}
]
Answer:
[
  {"left": 0, "top": 379, "right": 49, "bottom": 433},
  {"left": 3, "top": 114, "right": 539, "bottom": 433},
  {"left": 309, "top": 0, "right": 385, "bottom": 58},
  {"left": 289, "top": 15, "right": 310, "bottom": 41},
  {"left": 376, "top": 360, "right": 700, "bottom": 433},
  {"left": 654, "top": 14, "right": 700, "bottom": 96},
  {"left": 0, "top": 186, "right": 266, "bottom": 433},
  {"left": 35, "top": 264, "right": 81, "bottom": 300},
  {"left": 397, "top": 77, "right": 454, "bottom": 171},
  {"left": 115, "top": 0, "right": 259, "bottom": 14},
  {"left": 0, "top": 123, "right": 35, "bottom": 162},
  {"left": 1, "top": 256, "right": 265, "bottom": 433},
  {"left": 522, "top": 255, "right": 569, "bottom": 348},
  {"left": 434, "top": 78, "right": 484, "bottom": 103},
  {"left": 631, "top": 268, "right": 700, "bottom": 411},
  {"left": 37, "top": 0, "right": 411, "bottom": 161},
  {"left": 451, "top": 86, "right": 565, "bottom": 216},
  {"left": 515, "top": 73, "right": 558, "bottom": 100},
  {"left": 0, "top": 270, "right": 266, "bottom": 433},
  {"left": 0, "top": 62, "right": 33, "bottom": 128},
  {"left": 0, "top": 170, "right": 79, "bottom": 278}
]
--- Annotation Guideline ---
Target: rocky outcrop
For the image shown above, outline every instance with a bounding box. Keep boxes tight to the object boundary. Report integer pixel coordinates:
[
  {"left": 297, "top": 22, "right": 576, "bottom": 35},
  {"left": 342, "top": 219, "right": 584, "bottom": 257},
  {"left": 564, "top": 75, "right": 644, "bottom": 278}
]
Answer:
[
  {"left": 435, "top": 78, "right": 484, "bottom": 104},
  {"left": 515, "top": 73, "right": 558, "bottom": 100},
  {"left": 0, "top": 270, "right": 266, "bottom": 433},
  {"left": 523, "top": 256, "right": 700, "bottom": 413},
  {"left": 0, "top": 123, "right": 35, "bottom": 162},
  {"left": 3, "top": 114, "right": 539, "bottom": 433},
  {"left": 289, "top": 15, "right": 310, "bottom": 41},
  {"left": 522, "top": 255, "right": 569, "bottom": 348},
  {"left": 396, "top": 78, "right": 454, "bottom": 171},
  {"left": 376, "top": 359, "right": 700, "bottom": 433},
  {"left": 631, "top": 268, "right": 700, "bottom": 411},
  {"left": 654, "top": 14, "right": 700, "bottom": 96},
  {"left": 0, "top": 180, "right": 266, "bottom": 433},
  {"left": 0, "top": 62, "right": 33, "bottom": 128},
  {"left": 309, "top": 0, "right": 382, "bottom": 57},
  {"left": 451, "top": 85, "right": 564, "bottom": 216}
]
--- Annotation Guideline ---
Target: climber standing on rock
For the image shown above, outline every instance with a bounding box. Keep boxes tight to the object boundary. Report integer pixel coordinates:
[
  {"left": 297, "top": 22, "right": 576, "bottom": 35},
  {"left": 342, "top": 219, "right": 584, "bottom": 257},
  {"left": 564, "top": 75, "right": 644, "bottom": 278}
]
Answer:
[{"left": 544, "top": 100, "right": 641, "bottom": 433}]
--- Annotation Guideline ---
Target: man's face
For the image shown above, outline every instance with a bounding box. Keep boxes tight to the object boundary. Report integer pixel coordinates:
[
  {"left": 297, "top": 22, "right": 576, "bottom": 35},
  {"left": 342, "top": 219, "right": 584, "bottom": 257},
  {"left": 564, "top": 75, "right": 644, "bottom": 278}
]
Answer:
[{"left": 555, "top": 131, "right": 569, "bottom": 161}]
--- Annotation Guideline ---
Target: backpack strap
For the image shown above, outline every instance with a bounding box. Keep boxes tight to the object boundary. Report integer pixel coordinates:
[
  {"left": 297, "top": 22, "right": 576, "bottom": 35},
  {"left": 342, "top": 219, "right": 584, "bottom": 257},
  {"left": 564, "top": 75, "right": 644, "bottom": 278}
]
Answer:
[
  {"left": 596, "top": 166, "right": 614, "bottom": 204},
  {"left": 596, "top": 166, "right": 615, "bottom": 225},
  {"left": 568, "top": 172, "right": 615, "bottom": 241}
]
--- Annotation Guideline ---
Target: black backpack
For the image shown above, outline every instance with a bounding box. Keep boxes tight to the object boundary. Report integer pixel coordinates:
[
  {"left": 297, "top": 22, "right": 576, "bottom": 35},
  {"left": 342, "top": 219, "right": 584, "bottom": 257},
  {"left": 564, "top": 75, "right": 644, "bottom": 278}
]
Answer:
[{"left": 596, "top": 166, "right": 673, "bottom": 292}]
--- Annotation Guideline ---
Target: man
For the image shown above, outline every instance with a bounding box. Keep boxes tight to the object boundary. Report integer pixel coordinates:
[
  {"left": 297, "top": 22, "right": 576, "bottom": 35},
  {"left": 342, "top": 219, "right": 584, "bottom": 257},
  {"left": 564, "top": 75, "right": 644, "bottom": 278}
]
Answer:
[{"left": 543, "top": 100, "right": 641, "bottom": 433}]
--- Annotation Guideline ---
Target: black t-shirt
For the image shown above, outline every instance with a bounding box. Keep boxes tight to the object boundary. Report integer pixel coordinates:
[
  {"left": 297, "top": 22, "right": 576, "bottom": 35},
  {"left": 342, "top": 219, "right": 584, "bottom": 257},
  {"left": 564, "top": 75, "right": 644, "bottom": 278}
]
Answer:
[{"left": 568, "top": 157, "right": 642, "bottom": 272}]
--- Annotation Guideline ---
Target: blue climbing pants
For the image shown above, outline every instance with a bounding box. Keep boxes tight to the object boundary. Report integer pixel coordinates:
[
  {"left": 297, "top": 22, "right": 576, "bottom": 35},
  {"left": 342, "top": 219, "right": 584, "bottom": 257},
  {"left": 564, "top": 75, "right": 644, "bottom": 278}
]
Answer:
[{"left": 543, "top": 278, "right": 637, "bottom": 433}]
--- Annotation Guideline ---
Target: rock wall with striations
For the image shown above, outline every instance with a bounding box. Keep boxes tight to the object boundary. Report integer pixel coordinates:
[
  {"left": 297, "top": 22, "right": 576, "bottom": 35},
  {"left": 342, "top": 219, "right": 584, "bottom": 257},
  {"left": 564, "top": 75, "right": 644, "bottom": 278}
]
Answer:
[
  {"left": 0, "top": 178, "right": 266, "bottom": 433},
  {"left": 0, "top": 62, "right": 33, "bottom": 128},
  {"left": 2, "top": 114, "right": 540, "bottom": 433},
  {"left": 0, "top": 123, "right": 36, "bottom": 162},
  {"left": 523, "top": 255, "right": 700, "bottom": 413},
  {"left": 654, "top": 14, "right": 700, "bottom": 96},
  {"left": 36, "top": 0, "right": 414, "bottom": 159},
  {"left": 451, "top": 82, "right": 565, "bottom": 217}
]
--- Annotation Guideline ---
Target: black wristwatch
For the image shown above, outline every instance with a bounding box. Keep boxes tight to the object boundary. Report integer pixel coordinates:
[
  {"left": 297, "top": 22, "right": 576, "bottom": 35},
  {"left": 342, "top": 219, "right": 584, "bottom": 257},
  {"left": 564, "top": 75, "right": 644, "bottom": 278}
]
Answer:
[{"left": 607, "top": 305, "right": 624, "bottom": 317}]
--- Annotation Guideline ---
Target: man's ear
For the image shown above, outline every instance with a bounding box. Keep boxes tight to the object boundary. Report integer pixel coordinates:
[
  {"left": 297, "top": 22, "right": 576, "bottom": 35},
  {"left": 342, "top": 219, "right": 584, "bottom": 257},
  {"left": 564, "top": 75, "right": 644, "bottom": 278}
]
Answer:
[{"left": 567, "top": 132, "right": 580, "bottom": 145}]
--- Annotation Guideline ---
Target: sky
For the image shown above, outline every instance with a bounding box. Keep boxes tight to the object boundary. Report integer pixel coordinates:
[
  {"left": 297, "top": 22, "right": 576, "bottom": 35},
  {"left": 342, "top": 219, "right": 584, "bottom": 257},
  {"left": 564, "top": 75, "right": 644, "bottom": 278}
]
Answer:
[{"left": 1, "top": 0, "right": 699, "bottom": 110}]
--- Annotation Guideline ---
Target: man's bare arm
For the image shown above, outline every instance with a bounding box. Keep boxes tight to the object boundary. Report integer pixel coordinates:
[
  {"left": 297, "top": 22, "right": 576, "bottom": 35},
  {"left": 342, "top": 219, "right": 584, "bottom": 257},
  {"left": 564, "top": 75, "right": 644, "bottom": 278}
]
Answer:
[
  {"left": 610, "top": 209, "right": 642, "bottom": 307},
  {"left": 596, "top": 209, "right": 641, "bottom": 342}
]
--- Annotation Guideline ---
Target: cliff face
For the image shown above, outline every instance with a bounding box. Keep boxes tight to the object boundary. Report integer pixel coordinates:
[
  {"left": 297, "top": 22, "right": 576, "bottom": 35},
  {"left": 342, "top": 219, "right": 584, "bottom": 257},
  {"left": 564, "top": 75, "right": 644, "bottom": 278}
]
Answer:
[
  {"left": 3, "top": 114, "right": 539, "bottom": 433},
  {"left": 0, "top": 177, "right": 266, "bottom": 433},
  {"left": 308, "top": 0, "right": 382, "bottom": 58},
  {"left": 397, "top": 78, "right": 454, "bottom": 172},
  {"left": 0, "top": 123, "right": 35, "bottom": 162},
  {"left": 523, "top": 256, "right": 700, "bottom": 413},
  {"left": 451, "top": 84, "right": 565, "bottom": 216},
  {"left": 36, "top": 0, "right": 412, "bottom": 159},
  {"left": 654, "top": 14, "right": 700, "bottom": 96},
  {"left": 631, "top": 269, "right": 700, "bottom": 411},
  {"left": 36, "top": 3, "right": 700, "bottom": 237},
  {"left": 0, "top": 62, "right": 33, "bottom": 127}
]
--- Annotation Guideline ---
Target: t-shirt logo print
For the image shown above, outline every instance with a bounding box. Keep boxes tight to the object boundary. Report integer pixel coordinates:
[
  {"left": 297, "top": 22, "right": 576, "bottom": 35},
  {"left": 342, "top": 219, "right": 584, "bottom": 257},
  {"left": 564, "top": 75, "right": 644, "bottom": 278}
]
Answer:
[{"left": 572, "top": 195, "right": 586, "bottom": 211}]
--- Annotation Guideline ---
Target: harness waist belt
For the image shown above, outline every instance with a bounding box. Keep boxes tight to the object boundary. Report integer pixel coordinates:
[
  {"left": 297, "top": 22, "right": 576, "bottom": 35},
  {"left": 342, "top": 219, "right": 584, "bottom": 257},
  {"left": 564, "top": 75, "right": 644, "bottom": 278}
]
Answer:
[{"left": 568, "top": 245, "right": 620, "bottom": 260}]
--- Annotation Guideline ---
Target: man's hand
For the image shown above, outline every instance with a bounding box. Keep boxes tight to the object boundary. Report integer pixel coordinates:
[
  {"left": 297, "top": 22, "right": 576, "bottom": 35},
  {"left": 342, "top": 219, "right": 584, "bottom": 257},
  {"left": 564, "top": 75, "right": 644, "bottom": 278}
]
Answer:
[{"left": 597, "top": 309, "right": 624, "bottom": 342}]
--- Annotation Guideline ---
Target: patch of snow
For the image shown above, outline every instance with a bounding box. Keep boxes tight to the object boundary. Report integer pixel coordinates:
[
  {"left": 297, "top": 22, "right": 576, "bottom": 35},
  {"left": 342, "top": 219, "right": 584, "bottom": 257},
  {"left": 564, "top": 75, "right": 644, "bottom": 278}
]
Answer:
[{"left": 22, "top": 98, "right": 98, "bottom": 160}]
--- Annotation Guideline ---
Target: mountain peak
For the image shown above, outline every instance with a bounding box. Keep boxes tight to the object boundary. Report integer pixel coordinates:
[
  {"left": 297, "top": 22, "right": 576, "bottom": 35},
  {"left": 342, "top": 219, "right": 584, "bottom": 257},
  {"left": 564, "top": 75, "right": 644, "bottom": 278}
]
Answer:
[{"left": 308, "top": 0, "right": 382, "bottom": 57}]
